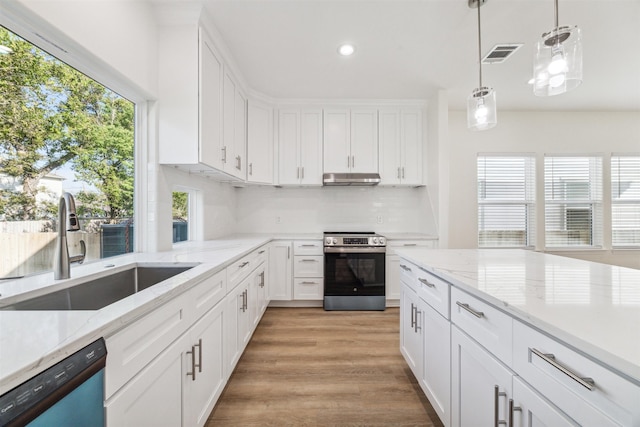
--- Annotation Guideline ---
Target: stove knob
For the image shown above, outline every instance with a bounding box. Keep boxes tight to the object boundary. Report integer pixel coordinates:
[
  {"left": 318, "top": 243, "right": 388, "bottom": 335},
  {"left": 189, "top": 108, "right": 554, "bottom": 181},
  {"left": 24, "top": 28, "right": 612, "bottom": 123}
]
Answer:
[
  {"left": 326, "top": 237, "right": 332, "bottom": 245},
  {"left": 373, "top": 237, "right": 378, "bottom": 244},
  {"left": 332, "top": 238, "right": 338, "bottom": 244},
  {"left": 379, "top": 237, "right": 385, "bottom": 245}
]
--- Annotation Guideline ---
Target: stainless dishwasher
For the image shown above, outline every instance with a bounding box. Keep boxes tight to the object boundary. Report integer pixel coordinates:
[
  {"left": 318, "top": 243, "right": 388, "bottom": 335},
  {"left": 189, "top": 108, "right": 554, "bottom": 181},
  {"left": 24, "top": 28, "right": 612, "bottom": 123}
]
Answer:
[{"left": 0, "top": 338, "right": 107, "bottom": 426}]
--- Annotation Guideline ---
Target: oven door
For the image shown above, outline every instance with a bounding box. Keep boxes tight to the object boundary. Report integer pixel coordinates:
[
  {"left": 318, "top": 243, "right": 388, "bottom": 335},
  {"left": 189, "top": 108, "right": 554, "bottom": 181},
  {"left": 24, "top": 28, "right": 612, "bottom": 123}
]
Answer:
[{"left": 323, "top": 246, "right": 386, "bottom": 297}]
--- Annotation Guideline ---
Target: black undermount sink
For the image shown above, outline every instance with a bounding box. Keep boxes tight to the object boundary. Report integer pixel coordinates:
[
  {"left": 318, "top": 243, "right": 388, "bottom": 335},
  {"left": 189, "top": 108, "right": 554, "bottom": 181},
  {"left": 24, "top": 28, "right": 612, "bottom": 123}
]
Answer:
[{"left": 0, "top": 264, "right": 198, "bottom": 311}]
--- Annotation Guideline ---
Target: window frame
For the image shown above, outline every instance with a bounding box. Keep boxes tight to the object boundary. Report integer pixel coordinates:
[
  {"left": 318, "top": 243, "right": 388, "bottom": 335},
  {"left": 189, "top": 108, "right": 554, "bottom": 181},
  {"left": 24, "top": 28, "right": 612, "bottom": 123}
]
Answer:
[{"left": 610, "top": 153, "right": 640, "bottom": 249}]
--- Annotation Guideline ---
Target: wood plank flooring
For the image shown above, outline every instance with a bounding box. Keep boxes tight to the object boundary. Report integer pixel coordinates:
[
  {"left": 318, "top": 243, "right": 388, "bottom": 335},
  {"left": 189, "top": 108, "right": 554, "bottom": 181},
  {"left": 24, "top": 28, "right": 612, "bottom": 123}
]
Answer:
[{"left": 206, "top": 307, "right": 444, "bottom": 427}]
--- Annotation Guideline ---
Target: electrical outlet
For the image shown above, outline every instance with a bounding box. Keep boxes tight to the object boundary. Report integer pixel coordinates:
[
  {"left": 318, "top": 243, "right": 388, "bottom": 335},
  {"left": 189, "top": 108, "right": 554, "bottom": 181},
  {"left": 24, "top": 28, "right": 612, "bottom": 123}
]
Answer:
[
  {"left": 276, "top": 216, "right": 281, "bottom": 224},
  {"left": 376, "top": 215, "right": 383, "bottom": 224}
]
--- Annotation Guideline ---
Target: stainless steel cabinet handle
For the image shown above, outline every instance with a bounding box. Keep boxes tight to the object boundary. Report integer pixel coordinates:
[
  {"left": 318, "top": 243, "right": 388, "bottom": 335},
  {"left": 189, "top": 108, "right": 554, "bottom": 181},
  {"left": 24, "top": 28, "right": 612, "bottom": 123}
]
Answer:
[
  {"left": 397, "top": 167, "right": 401, "bottom": 179},
  {"left": 402, "top": 167, "right": 405, "bottom": 178},
  {"left": 410, "top": 303, "right": 415, "bottom": 329},
  {"left": 494, "top": 385, "right": 507, "bottom": 427},
  {"left": 222, "top": 146, "right": 227, "bottom": 163},
  {"left": 239, "top": 261, "right": 250, "bottom": 268},
  {"left": 260, "top": 271, "right": 265, "bottom": 288},
  {"left": 400, "top": 264, "right": 412, "bottom": 272},
  {"left": 194, "top": 338, "right": 202, "bottom": 373},
  {"left": 249, "top": 163, "right": 253, "bottom": 176},
  {"left": 301, "top": 244, "right": 317, "bottom": 247},
  {"left": 531, "top": 348, "right": 596, "bottom": 391},
  {"left": 347, "top": 156, "right": 351, "bottom": 168},
  {"left": 403, "top": 243, "right": 417, "bottom": 247},
  {"left": 287, "top": 246, "right": 290, "bottom": 258},
  {"left": 352, "top": 155, "right": 355, "bottom": 168},
  {"left": 300, "top": 259, "right": 318, "bottom": 262},
  {"left": 258, "top": 250, "right": 265, "bottom": 254},
  {"left": 300, "top": 281, "right": 317, "bottom": 285},
  {"left": 508, "top": 399, "right": 521, "bottom": 427},
  {"left": 187, "top": 345, "right": 196, "bottom": 381},
  {"left": 418, "top": 277, "right": 435, "bottom": 288},
  {"left": 456, "top": 301, "right": 485, "bottom": 318},
  {"left": 236, "top": 155, "right": 241, "bottom": 170},
  {"left": 414, "top": 308, "right": 421, "bottom": 333}
]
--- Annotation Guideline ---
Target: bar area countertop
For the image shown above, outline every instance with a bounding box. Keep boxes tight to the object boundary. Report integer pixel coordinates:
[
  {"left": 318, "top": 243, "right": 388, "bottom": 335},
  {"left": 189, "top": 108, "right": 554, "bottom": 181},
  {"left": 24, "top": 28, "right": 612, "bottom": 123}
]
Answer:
[{"left": 395, "top": 248, "right": 640, "bottom": 384}]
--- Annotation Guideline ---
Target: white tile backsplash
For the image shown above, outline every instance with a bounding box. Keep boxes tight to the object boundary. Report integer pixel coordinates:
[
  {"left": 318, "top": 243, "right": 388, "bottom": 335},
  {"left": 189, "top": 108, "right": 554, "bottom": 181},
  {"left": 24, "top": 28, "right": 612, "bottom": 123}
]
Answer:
[{"left": 235, "top": 185, "right": 437, "bottom": 234}]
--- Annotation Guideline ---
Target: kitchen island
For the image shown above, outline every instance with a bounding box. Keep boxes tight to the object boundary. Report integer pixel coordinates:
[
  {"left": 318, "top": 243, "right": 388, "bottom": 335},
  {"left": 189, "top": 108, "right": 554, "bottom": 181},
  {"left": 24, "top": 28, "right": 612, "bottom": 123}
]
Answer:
[{"left": 396, "top": 248, "right": 640, "bottom": 426}]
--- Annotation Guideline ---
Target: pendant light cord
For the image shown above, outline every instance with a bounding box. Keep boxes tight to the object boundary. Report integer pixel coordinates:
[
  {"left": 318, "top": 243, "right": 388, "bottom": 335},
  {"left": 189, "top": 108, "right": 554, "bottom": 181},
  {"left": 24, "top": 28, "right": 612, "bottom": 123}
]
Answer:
[
  {"left": 477, "top": 0, "right": 483, "bottom": 88},
  {"left": 554, "top": 0, "right": 559, "bottom": 29}
]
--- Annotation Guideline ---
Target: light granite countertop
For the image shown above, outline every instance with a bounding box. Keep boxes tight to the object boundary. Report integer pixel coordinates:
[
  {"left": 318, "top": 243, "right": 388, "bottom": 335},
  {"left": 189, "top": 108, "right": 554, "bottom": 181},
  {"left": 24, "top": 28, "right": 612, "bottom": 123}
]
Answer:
[{"left": 395, "top": 248, "right": 640, "bottom": 384}]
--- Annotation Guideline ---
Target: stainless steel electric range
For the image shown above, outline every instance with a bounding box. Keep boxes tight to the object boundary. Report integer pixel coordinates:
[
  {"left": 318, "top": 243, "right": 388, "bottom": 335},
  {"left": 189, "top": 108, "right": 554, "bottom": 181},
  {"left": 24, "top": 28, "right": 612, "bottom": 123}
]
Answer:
[{"left": 323, "top": 231, "right": 386, "bottom": 311}]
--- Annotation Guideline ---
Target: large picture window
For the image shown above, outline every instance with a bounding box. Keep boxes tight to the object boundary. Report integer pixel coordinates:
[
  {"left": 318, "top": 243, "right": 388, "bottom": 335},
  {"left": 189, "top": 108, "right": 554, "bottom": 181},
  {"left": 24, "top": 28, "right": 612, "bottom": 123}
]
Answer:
[
  {"left": 611, "top": 155, "right": 640, "bottom": 248},
  {"left": 0, "top": 26, "right": 135, "bottom": 278},
  {"left": 544, "top": 156, "right": 603, "bottom": 248},
  {"left": 477, "top": 155, "right": 536, "bottom": 248}
]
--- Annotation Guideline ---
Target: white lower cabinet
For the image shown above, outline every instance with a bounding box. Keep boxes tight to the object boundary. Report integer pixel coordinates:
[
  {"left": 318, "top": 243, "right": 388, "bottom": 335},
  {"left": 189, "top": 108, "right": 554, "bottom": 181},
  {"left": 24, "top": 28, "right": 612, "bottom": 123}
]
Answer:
[
  {"left": 386, "top": 239, "right": 437, "bottom": 302},
  {"left": 511, "top": 377, "right": 577, "bottom": 427},
  {"left": 451, "top": 325, "right": 513, "bottom": 427},
  {"left": 400, "top": 280, "right": 423, "bottom": 377}
]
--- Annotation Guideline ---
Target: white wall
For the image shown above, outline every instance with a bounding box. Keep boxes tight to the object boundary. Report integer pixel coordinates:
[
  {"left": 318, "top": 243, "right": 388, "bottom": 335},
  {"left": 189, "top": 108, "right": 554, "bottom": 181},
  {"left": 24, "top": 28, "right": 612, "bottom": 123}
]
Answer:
[
  {"left": 444, "top": 110, "right": 640, "bottom": 268},
  {"left": 235, "top": 185, "right": 437, "bottom": 235}
]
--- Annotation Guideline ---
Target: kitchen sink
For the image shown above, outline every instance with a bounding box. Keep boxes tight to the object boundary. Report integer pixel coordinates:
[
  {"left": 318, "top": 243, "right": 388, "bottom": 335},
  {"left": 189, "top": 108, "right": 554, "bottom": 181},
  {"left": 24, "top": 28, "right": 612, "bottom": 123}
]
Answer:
[{"left": 0, "top": 263, "right": 198, "bottom": 311}]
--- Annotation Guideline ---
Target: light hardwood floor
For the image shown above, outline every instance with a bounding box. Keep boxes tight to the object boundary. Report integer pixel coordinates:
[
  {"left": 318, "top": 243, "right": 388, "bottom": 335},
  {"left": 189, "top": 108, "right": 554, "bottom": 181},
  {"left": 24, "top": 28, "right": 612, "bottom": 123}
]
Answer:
[{"left": 206, "top": 307, "right": 444, "bottom": 427}]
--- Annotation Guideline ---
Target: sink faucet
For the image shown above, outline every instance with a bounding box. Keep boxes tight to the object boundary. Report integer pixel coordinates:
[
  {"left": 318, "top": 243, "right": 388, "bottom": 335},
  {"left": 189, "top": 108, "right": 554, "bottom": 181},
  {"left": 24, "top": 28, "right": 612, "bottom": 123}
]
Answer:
[{"left": 53, "top": 192, "right": 86, "bottom": 280}]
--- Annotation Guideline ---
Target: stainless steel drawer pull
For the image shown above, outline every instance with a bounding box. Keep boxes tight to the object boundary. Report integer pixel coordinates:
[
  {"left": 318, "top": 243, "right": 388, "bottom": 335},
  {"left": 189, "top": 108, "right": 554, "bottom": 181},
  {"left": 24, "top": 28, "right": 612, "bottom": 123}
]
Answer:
[
  {"left": 494, "top": 385, "right": 507, "bottom": 427},
  {"left": 187, "top": 345, "right": 196, "bottom": 381},
  {"left": 301, "top": 244, "right": 317, "bottom": 247},
  {"left": 456, "top": 301, "right": 484, "bottom": 318},
  {"left": 418, "top": 278, "right": 435, "bottom": 288},
  {"left": 258, "top": 250, "right": 266, "bottom": 254},
  {"left": 403, "top": 243, "right": 417, "bottom": 246},
  {"left": 400, "top": 264, "right": 412, "bottom": 272},
  {"left": 508, "top": 399, "right": 521, "bottom": 427},
  {"left": 300, "top": 281, "right": 317, "bottom": 285},
  {"left": 239, "top": 261, "right": 250, "bottom": 268},
  {"left": 194, "top": 339, "right": 202, "bottom": 373},
  {"left": 531, "top": 348, "right": 596, "bottom": 391},
  {"left": 410, "top": 303, "right": 415, "bottom": 328},
  {"left": 300, "top": 259, "right": 318, "bottom": 262}
]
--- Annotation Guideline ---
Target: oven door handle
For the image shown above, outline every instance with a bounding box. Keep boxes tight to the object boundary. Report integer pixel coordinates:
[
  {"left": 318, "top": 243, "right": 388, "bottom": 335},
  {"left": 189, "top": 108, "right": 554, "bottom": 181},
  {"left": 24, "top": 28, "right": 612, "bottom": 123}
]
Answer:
[{"left": 324, "top": 247, "right": 386, "bottom": 254}]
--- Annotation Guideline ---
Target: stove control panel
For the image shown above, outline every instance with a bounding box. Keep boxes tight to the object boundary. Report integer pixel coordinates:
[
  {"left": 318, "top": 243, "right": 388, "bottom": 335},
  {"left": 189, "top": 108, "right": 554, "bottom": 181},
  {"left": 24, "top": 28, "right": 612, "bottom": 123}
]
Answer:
[{"left": 324, "top": 235, "right": 386, "bottom": 247}]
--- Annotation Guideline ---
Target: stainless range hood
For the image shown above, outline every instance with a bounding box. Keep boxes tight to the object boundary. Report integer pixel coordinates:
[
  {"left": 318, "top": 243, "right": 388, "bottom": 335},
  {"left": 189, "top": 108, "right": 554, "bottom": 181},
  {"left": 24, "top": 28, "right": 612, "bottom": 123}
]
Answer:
[{"left": 323, "top": 173, "right": 381, "bottom": 186}]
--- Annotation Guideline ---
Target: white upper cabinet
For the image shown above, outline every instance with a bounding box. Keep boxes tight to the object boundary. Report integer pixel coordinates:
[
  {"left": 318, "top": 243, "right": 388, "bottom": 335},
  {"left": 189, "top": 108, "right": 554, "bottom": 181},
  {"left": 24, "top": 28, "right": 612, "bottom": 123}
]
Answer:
[
  {"left": 158, "top": 26, "right": 224, "bottom": 170},
  {"left": 247, "top": 99, "right": 273, "bottom": 184},
  {"left": 278, "top": 109, "right": 323, "bottom": 185},
  {"left": 223, "top": 70, "right": 247, "bottom": 180},
  {"left": 323, "top": 109, "right": 378, "bottom": 173},
  {"left": 379, "top": 108, "right": 423, "bottom": 186}
]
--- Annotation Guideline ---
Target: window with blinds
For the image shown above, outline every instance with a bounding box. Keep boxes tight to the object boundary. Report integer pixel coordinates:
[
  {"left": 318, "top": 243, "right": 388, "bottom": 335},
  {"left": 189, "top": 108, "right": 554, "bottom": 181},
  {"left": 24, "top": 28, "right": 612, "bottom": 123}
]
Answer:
[
  {"left": 611, "top": 155, "right": 640, "bottom": 247},
  {"left": 477, "top": 156, "right": 536, "bottom": 248},
  {"left": 544, "top": 156, "right": 603, "bottom": 248}
]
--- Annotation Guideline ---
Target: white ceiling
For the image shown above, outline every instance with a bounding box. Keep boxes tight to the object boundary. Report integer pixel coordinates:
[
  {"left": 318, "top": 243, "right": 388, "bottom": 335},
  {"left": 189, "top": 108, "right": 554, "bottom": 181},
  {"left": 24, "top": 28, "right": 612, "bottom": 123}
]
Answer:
[{"left": 189, "top": 0, "right": 640, "bottom": 111}]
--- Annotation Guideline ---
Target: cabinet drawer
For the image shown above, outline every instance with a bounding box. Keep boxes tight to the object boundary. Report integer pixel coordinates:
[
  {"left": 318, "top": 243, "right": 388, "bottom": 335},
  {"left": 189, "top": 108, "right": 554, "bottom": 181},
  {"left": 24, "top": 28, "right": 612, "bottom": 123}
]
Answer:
[
  {"left": 398, "top": 259, "right": 416, "bottom": 291},
  {"left": 450, "top": 287, "right": 513, "bottom": 365},
  {"left": 227, "top": 251, "right": 258, "bottom": 291},
  {"left": 387, "top": 240, "right": 435, "bottom": 255},
  {"left": 415, "top": 268, "right": 450, "bottom": 319},
  {"left": 254, "top": 245, "right": 268, "bottom": 266},
  {"left": 293, "top": 278, "right": 323, "bottom": 300},
  {"left": 189, "top": 269, "right": 226, "bottom": 321},
  {"left": 293, "top": 255, "right": 323, "bottom": 277},
  {"left": 105, "top": 294, "right": 190, "bottom": 398},
  {"left": 513, "top": 321, "right": 640, "bottom": 426},
  {"left": 293, "top": 240, "right": 323, "bottom": 256}
]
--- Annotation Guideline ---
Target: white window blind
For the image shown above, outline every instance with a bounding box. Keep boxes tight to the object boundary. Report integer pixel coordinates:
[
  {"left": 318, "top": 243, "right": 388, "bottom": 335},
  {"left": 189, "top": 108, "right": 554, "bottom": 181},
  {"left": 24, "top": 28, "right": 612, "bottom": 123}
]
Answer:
[
  {"left": 477, "top": 156, "right": 536, "bottom": 248},
  {"left": 544, "top": 156, "right": 603, "bottom": 248},
  {"left": 611, "top": 155, "right": 640, "bottom": 247}
]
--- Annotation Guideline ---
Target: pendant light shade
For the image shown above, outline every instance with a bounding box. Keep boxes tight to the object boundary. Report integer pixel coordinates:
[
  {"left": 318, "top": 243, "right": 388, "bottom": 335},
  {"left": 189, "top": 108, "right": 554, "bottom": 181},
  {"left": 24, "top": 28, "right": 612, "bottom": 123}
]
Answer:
[
  {"left": 467, "top": 0, "right": 497, "bottom": 131},
  {"left": 467, "top": 87, "right": 497, "bottom": 131},
  {"left": 533, "top": 1, "right": 583, "bottom": 96}
]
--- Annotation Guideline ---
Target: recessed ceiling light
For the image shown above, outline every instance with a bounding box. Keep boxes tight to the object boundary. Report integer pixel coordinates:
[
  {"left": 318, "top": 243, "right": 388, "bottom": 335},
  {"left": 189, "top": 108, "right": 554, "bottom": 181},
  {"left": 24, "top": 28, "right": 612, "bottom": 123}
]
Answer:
[
  {"left": 0, "top": 45, "right": 13, "bottom": 55},
  {"left": 338, "top": 44, "right": 355, "bottom": 56}
]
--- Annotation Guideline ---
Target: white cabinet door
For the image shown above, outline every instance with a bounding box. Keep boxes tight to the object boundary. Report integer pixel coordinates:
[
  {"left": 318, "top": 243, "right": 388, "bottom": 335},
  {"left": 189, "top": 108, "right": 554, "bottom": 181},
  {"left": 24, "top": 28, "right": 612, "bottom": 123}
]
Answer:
[
  {"left": 223, "top": 71, "right": 246, "bottom": 179},
  {"left": 386, "top": 255, "right": 401, "bottom": 301},
  {"left": 421, "top": 302, "right": 450, "bottom": 427},
  {"left": 269, "top": 241, "right": 292, "bottom": 300},
  {"left": 299, "top": 109, "right": 323, "bottom": 185},
  {"left": 379, "top": 109, "right": 402, "bottom": 185},
  {"left": 400, "top": 109, "right": 422, "bottom": 185},
  {"left": 451, "top": 325, "right": 513, "bottom": 427},
  {"left": 247, "top": 99, "right": 272, "bottom": 184},
  {"left": 293, "top": 278, "right": 323, "bottom": 300},
  {"left": 199, "top": 27, "right": 223, "bottom": 170},
  {"left": 400, "top": 281, "right": 423, "bottom": 379},
  {"left": 105, "top": 335, "right": 184, "bottom": 427},
  {"left": 278, "top": 110, "right": 300, "bottom": 185},
  {"left": 293, "top": 255, "right": 323, "bottom": 277},
  {"left": 511, "top": 377, "right": 578, "bottom": 427},
  {"left": 350, "top": 109, "right": 378, "bottom": 173},
  {"left": 183, "top": 302, "right": 226, "bottom": 427},
  {"left": 323, "top": 109, "right": 351, "bottom": 173},
  {"left": 234, "top": 88, "right": 247, "bottom": 178}
]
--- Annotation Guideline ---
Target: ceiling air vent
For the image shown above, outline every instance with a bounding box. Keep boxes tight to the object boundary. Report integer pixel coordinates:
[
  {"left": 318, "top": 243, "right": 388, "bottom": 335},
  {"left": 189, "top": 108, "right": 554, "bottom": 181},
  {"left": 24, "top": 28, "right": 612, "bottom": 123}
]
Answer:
[{"left": 482, "top": 44, "right": 523, "bottom": 64}]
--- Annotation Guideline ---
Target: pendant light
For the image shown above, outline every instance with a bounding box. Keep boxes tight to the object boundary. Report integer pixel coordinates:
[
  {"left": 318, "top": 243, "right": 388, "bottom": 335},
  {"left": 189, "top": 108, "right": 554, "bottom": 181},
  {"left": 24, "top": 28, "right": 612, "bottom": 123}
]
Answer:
[
  {"left": 467, "top": 0, "right": 496, "bottom": 131},
  {"left": 533, "top": 0, "right": 582, "bottom": 96}
]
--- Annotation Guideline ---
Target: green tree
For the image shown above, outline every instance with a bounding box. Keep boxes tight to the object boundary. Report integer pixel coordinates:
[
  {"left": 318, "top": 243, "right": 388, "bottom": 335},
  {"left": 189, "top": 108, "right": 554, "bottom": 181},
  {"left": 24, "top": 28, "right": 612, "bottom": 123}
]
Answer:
[
  {"left": 0, "top": 27, "right": 134, "bottom": 221},
  {"left": 172, "top": 192, "right": 188, "bottom": 220}
]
